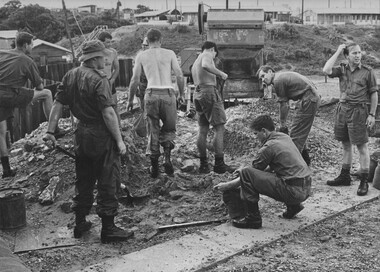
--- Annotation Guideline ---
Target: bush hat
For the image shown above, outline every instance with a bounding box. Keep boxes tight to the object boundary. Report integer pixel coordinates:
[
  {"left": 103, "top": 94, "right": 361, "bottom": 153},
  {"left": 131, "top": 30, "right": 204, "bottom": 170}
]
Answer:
[{"left": 79, "top": 40, "right": 107, "bottom": 62}]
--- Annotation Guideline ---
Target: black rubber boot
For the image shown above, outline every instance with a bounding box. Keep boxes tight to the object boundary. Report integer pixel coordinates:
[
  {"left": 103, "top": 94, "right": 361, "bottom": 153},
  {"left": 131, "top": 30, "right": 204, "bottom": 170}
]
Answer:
[
  {"left": 283, "top": 203, "right": 304, "bottom": 219},
  {"left": 301, "top": 149, "right": 311, "bottom": 166},
  {"left": 357, "top": 173, "right": 369, "bottom": 196},
  {"left": 2, "top": 169, "right": 16, "bottom": 178},
  {"left": 327, "top": 168, "right": 351, "bottom": 186},
  {"left": 101, "top": 216, "right": 134, "bottom": 243},
  {"left": 73, "top": 213, "right": 92, "bottom": 238},
  {"left": 150, "top": 155, "right": 159, "bottom": 178},
  {"left": 1, "top": 156, "right": 16, "bottom": 178},
  {"left": 163, "top": 143, "right": 174, "bottom": 175},
  {"left": 199, "top": 156, "right": 210, "bottom": 174},
  {"left": 214, "top": 155, "right": 236, "bottom": 174},
  {"left": 222, "top": 188, "right": 245, "bottom": 220},
  {"left": 232, "top": 201, "right": 262, "bottom": 229}
]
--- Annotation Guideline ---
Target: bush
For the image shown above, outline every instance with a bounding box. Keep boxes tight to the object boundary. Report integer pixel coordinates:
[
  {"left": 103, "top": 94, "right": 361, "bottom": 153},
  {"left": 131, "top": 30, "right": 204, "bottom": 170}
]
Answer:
[{"left": 174, "top": 25, "right": 190, "bottom": 33}]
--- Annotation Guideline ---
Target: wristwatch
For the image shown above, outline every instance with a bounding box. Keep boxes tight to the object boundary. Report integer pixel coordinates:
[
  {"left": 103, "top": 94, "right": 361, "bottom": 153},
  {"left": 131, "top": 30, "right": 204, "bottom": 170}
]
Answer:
[{"left": 369, "top": 113, "right": 375, "bottom": 117}]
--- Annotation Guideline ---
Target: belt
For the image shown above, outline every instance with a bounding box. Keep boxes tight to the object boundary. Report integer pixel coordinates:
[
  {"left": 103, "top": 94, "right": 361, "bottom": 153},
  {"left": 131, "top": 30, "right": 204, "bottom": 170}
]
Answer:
[
  {"left": 78, "top": 121, "right": 106, "bottom": 128},
  {"left": 339, "top": 101, "right": 366, "bottom": 107},
  {"left": 285, "top": 176, "right": 311, "bottom": 187}
]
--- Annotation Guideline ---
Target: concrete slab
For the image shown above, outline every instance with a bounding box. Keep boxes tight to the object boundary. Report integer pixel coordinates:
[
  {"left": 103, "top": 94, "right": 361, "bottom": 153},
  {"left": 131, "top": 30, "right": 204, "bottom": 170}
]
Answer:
[{"left": 78, "top": 184, "right": 380, "bottom": 272}]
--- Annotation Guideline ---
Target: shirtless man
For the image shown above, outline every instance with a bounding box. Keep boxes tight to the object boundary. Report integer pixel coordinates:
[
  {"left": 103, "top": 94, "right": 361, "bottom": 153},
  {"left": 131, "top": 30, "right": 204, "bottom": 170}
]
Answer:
[
  {"left": 191, "top": 41, "right": 235, "bottom": 174},
  {"left": 128, "top": 28, "right": 184, "bottom": 178},
  {"left": 98, "top": 32, "right": 120, "bottom": 122}
]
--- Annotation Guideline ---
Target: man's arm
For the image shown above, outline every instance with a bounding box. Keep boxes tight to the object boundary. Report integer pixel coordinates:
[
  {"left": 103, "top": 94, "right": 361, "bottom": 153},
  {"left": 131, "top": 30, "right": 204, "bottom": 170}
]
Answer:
[
  {"left": 201, "top": 53, "right": 228, "bottom": 80},
  {"left": 102, "top": 106, "right": 126, "bottom": 155},
  {"left": 367, "top": 91, "right": 378, "bottom": 130},
  {"left": 279, "top": 101, "right": 289, "bottom": 128},
  {"left": 171, "top": 52, "right": 185, "bottom": 103},
  {"left": 128, "top": 56, "right": 143, "bottom": 111},
  {"left": 323, "top": 44, "right": 346, "bottom": 75},
  {"left": 110, "top": 52, "right": 120, "bottom": 85}
]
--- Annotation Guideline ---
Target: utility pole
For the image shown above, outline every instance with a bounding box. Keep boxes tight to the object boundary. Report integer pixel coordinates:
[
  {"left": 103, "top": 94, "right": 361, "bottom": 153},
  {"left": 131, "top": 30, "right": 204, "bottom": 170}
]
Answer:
[
  {"left": 301, "top": 0, "right": 304, "bottom": 24},
  {"left": 239, "top": 1, "right": 241, "bottom": 9},
  {"left": 226, "top": 0, "right": 229, "bottom": 9},
  {"left": 166, "top": 0, "right": 168, "bottom": 10},
  {"left": 62, "top": 0, "right": 76, "bottom": 62}
]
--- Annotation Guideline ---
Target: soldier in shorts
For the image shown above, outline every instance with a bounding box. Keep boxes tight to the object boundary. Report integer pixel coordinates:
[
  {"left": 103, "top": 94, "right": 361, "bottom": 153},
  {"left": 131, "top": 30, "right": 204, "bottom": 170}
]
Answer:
[
  {"left": 0, "top": 32, "right": 56, "bottom": 178},
  {"left": 191, "top": 41, "right": 235, "bottom": 174},
  {"left": 323, "top": 43, "right": 378, "bottom": 196}
]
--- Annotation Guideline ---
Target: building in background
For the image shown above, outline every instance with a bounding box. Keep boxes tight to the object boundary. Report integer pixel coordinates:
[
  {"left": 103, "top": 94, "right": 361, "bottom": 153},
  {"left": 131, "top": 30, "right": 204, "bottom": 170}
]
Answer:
[{"left": 0, "top": 30, "right": 17, "bottom": 50}]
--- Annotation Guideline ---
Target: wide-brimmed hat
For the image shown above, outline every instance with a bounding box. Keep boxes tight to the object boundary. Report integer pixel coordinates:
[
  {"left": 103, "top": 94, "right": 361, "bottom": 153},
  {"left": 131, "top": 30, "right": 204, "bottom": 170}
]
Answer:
[{"left": 79, "top": 40, "right": 106, "bottom": 62}]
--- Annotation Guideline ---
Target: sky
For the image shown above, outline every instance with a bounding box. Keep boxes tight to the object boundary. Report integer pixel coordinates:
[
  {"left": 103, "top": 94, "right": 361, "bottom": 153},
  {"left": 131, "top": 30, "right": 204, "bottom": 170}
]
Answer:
[{"left": 2, "top": 0, "right": 380, "bottom": 11}]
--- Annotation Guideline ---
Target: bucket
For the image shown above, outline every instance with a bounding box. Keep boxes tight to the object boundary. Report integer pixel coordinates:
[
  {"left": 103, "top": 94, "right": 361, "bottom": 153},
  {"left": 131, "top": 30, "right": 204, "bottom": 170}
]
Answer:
[{"left": 0, "top": 188, "right": 26, "bottom": 230}]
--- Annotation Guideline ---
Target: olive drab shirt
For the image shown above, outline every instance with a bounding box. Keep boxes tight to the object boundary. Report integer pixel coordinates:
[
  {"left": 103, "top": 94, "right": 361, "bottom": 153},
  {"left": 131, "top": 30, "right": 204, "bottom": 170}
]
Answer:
[
  {"left": 273, "top": 71, "right": 318, "bottom": 102},
  {"left": 329, "top": 63, "right": 378, "bottom": 103},
  {"left": 0, "top": 49, "right": 42, "bottom": 88},
  {"left": 55, "top": 65, "right": 114, "bottom": 124},
  {"left": 252, "top": 131, "right": 311, "bottom": 181}
]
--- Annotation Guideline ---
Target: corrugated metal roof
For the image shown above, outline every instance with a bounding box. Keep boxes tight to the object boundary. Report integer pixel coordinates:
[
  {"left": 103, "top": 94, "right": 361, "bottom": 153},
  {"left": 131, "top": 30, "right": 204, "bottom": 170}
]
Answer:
[
  {"left": 134, "top": 10, "right": 170, "bottom": 18},
  {"left": 0, "top": 30, "right": 17, "bottom": 39},
  {"left": 33, "top": 39, "right": 71, "bottom": 53},
  {"left": 315, "top": 8, "right": 380, "bottom": 14}
]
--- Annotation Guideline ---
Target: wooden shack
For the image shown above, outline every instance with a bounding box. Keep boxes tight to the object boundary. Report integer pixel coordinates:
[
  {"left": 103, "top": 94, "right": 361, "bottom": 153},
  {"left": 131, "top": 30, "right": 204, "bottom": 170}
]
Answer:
[{"left": 31, "top": 39, "right": 72, "bottom": 65}]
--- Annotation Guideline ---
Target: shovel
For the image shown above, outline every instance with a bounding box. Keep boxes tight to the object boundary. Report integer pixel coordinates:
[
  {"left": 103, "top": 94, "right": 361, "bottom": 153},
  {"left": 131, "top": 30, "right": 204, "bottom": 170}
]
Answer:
[{"left": 54, "top": 145, "right": 147, "bottom": 205}]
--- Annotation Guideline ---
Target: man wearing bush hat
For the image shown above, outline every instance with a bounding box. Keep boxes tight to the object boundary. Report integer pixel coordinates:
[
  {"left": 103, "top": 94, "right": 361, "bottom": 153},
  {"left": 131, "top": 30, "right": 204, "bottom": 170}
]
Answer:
[{"left": 44, "top": 39, "right": 134, "bottom": 243}]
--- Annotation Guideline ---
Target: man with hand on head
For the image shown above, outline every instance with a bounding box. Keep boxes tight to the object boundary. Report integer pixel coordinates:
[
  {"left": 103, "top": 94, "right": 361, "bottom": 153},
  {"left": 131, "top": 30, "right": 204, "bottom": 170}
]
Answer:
[{"left": 323, "top": 43, "right": 378, "bottom": 196}]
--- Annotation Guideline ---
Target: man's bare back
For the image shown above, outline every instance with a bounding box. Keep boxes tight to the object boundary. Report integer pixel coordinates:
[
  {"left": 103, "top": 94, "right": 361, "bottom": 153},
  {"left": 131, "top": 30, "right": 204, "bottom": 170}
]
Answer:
[{"left": 136, "top": 48, "right": 181, "bottom": 89}]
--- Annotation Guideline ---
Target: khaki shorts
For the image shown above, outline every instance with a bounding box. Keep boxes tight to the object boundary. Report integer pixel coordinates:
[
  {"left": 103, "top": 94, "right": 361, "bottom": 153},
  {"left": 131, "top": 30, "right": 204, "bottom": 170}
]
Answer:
[
  {"left": 194, "top": 85, "right": 226, "bottom": 127},
  {"left": 0, "top": 87, "right": 34, "bottom": 121},
  {"left": 334, "top": 102, "right": 368, "bottom": 145}
]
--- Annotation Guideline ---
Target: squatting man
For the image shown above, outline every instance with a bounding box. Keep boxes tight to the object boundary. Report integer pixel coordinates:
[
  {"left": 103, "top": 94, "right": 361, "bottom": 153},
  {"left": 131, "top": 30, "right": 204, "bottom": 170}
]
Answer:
[{"left": 214, "top": 115, "right": 311, "bottom": 229}]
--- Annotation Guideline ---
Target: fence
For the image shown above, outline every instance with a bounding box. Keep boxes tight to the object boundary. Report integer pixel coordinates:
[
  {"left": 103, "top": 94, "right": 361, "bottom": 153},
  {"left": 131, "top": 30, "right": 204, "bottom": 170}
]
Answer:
[{"left": 8, "top": 58, "right": 133, "bottom": 142}]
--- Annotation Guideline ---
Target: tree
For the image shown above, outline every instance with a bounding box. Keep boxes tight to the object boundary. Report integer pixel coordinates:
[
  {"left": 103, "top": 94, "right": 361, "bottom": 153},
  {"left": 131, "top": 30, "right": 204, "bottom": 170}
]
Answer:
[
  {"left": 7, "top": 4, "right": 64, "bottom": 43},
  {"left": 0, "top": 0, "right": 22, "bottom": 20},
  {"left": 135, "top": 5, "right": 151, "bottom": 14}
]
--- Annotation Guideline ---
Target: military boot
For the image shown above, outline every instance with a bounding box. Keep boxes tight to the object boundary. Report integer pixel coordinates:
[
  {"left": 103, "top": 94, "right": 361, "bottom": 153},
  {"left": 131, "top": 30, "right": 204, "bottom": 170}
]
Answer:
[
  {"left": 283, "top": 203, "right": 304, "bottom": 219},
  {"left": 73, "top": 213, "right": 92, "bottom": 238},
  {"left": 199, "top": 156, "right": 210, "bottom": 174},
  {"left": 214, "top": 155, "right": 236, "bottom": 174},
  {"left": 232, "top": 201, "right": 262, "bottom": 229},
  {"left": 101, "top": 216, "right": 134, "bottom": 243},
  {"left": 150, "top": 155, "right": 159, "bottom": 178},
  {"left": 327, "top": 168, "right": 351, "bottom": 186},
  {"left": 357, "top": 173, "right": 369, "bottom": 196},
  {"left": 2, "top": 168, "right": 16, "bottom": 178},
  {"left": 163, "top": 143, "right": 174, "bottom": 175}
]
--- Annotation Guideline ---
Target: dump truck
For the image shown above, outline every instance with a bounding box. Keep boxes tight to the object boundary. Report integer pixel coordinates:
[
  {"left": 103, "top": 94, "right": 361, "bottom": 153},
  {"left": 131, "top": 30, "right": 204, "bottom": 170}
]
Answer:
[{"left": 179, "top": 5, "right": 265, "bottom": 99}]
